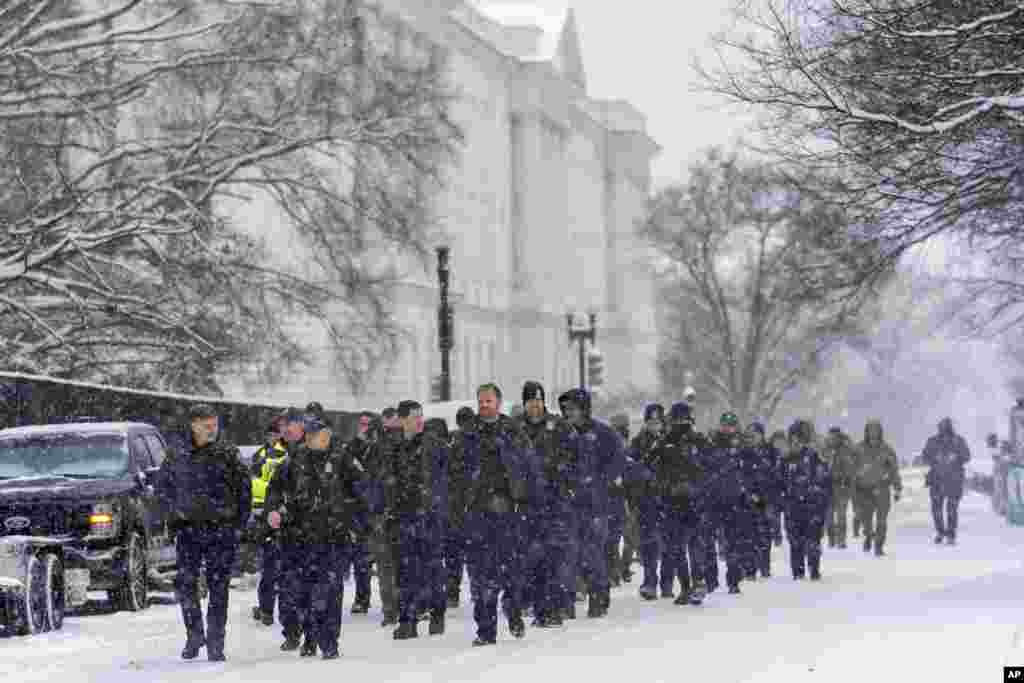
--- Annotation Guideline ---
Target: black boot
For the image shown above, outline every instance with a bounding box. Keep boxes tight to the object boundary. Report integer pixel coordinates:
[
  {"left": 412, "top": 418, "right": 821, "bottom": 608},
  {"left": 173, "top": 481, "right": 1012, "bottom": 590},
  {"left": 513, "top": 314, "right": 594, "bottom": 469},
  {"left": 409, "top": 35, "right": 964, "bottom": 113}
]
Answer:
[
  {"left": 863, "top": 535, "right": 872, "bottom": 552},
  {"left": 934, "top": 533, "right": 944, "bottom": 544},
  {"left": 473, "top": 636, "right": 497, "bottom": 647},
  {"left": 509, "top": 614, "right": 525, "bottom": 638},
  {"left": 393, "top": 621, "right": 418, "bottom": 640},
  {"left": 429, "top": 611, "right": 445, "bottom": 636},
  {"left": 300, "top": 639, "right": 318, "bottom": 657},
  {"left": 181, "top": 632, "right": 206, "bottom": 660},
  {"left": 446, "top": 583, "right": 460, "bottom": 609},
  {"left": 380, "top": 612, "right": 398, "bottom": 627},
  {"left": 351, "top": 596, "right": 370, "bottom": 614},
  {"left": 321, "top": 646, "right": 340, "bottom": 660},
  {"left": 809, "top": 565, "right": 821, "bottom": 581},
  {"left": 280, "top": 634, "right": 302, "bottom": 651}
]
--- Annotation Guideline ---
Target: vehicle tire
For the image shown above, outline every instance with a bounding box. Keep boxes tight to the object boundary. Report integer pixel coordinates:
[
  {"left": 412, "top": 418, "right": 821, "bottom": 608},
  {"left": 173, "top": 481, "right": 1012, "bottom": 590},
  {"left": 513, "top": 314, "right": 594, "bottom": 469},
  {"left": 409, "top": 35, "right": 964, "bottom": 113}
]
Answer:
[
  {"left": 15, "top": 552, "right": 49, "bottom": 635},
  {"left": 110, "top": 532, "right": 148, "bottom": 612},
  {"left": 43, "top": 553, "right": 64, "bottom": 631}
]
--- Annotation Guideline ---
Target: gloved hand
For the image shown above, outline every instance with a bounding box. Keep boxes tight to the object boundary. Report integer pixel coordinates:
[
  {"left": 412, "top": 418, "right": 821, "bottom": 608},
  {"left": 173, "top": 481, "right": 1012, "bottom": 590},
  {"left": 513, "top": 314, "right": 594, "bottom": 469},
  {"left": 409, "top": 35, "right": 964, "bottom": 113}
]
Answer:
[{"left": 268, "top": 510, "right": 282, "bottom": 529}]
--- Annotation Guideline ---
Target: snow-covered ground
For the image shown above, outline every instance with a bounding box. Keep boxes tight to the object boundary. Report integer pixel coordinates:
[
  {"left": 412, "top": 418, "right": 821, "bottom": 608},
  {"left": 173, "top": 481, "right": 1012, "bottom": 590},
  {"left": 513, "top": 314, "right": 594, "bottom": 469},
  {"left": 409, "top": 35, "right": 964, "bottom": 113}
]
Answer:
[{"left": 2, "top": 468, "right": 1021, "bottom": 682}]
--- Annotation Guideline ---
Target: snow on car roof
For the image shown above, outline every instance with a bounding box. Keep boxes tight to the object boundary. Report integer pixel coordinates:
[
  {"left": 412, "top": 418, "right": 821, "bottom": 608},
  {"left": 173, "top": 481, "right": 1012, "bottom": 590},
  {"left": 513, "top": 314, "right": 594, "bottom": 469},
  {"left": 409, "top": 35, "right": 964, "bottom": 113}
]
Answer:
[{"left": 0, "top": 422, "right": 147, "bottom": 437}]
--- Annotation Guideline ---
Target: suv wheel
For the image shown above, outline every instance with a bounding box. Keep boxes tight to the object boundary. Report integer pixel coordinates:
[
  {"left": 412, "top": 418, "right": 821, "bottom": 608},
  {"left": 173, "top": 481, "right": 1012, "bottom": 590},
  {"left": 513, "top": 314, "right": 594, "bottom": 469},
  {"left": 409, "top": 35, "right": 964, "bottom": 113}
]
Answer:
[
  {"left": 110, "top": 531, "right": 148, "bottom": 612},
  {"left": 43, "top": 553, "right": 65, "bottom": 631},
  {"left": 15, "top": 552, "right": 51, "bottom": 635}
]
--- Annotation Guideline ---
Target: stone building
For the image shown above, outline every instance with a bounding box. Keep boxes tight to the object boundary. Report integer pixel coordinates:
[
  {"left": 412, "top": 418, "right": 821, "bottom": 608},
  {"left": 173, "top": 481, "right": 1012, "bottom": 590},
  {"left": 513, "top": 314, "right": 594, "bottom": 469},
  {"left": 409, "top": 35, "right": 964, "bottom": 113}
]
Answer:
[{"left": 225, "top": 0, "right": 661, "bottom": 411}]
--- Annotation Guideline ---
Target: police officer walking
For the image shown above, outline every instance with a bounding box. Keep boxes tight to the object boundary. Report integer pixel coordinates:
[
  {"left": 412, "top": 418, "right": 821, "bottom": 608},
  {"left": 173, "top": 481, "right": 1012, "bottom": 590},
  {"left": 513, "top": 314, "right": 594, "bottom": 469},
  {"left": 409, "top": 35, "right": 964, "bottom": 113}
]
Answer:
[
  {"left": 921, "top": 417, "right": 971, "bottom": 545},
  {"left": 249, "top": 412, "right": 289, "bottom": 626},
  {"left": 156, "top": 403, "right": 251, "bottom": 662},
  {"left": 392, "top": 401, "right": 449, "bottom": 640},
  {"left": 344, "top": 411, "right": 379, "bottom": 614},
  {"left": 266, "top": 415, "right": 366, "bottom": 659},
  {"left": 461, "top": 383, "right": 529, "bottom": 645},
  {"left": 780, "top": 420, "right": 832, "bottom": 581}
]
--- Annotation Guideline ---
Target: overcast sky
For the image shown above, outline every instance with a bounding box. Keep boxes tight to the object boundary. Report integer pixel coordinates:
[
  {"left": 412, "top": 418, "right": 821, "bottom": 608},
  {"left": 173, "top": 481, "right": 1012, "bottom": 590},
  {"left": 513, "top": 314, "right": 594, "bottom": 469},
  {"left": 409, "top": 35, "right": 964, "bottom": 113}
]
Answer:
[{"left": 525, "top": 0, "right": 757, "bottom": 187}]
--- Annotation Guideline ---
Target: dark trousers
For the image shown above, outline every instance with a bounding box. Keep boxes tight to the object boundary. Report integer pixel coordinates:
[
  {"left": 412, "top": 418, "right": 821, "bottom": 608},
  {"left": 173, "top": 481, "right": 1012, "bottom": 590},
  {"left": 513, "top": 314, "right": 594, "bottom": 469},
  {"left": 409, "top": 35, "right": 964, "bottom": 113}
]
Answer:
[
  {"left": 715, "top": 502, "right": 753, "bottom": 589},
  {"left": 661, "top": 507, "right": 704, "bottom": 593},
  {"left": 445, "top": 525, "right": 466, "bottom": 598},
  {"left": 174, "top": 524, "right": 238, "bottom": 652},
  {"left": 352, "top": 531, "right": 372, "bottom": 604},
  {"left": 279, "top": 541, "right": 352, "bottom": 651},
  {"left": 931, "top": 491, "right": 962, "bottom": 538},
  {"left": 569, "top": 507, "right": 610, "bottom": 598},
  {"left": 606, "top": 502, "right": 625, "bottom": 584},
  {"left": 397, "top": 514, "right": 440, "bottom": 625},
  {"left": 257, "top": 536, "right": 281, "bottom": 616},
  {"left": 639, "top": 501, "right": 673, "bottom": 592},
  {"left": 467, "top": 509, "right": 519, "bottom": 641},
  {"left": 785, "top": 506, "right": 825, "bottom": 577},
  {"left": 752, "top": 507, "right": 775, "bottom": 575}
]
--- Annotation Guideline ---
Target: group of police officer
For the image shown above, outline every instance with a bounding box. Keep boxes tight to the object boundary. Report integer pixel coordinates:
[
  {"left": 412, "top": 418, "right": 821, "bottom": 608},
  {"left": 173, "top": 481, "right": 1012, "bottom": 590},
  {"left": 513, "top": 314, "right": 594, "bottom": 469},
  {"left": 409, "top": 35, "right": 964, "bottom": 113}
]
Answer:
[{"left": 156, "top": 382, "right": 970, "bottom": 662}]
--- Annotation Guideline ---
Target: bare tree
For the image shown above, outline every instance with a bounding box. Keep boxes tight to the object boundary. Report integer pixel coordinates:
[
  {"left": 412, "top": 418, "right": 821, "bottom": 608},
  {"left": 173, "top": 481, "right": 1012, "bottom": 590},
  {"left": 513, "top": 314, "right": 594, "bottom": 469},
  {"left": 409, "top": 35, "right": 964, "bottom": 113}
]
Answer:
[
  {"left": 642, "top": 147, "right": 887, "bottom": 424},
  {"left": 0, "top": 0, "right": 461, "bottom": 395},
  {"left": 696, "top": 0, "right": 1024, "bottom": 333}
]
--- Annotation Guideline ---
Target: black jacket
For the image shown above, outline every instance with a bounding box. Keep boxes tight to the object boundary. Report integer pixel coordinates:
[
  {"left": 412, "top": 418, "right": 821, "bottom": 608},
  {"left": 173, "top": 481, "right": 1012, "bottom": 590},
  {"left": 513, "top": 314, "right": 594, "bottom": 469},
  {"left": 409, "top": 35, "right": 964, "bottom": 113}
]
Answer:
[
  {"left": 156, "top": 438, "right": 251, "bottom": 531},
  {"left": 264, "top": 444, "right": 366, "bottom": 545}
]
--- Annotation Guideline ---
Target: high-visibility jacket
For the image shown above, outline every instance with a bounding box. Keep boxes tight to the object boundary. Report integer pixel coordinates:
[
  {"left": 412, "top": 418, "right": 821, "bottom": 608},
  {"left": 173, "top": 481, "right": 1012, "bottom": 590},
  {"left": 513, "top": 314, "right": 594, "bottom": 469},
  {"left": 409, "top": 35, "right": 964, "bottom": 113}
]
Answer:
[{"left": 251, "top": 442, "right": 288, "bottom": 507}]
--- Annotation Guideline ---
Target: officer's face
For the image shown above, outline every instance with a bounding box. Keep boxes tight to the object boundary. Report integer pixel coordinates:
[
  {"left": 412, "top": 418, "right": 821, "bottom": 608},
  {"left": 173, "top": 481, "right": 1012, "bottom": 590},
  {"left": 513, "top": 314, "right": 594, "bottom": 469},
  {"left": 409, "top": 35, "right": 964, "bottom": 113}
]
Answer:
[
  {"left": 646, "top": 419, "right": 663, "bottom": 434},
  {"left": 285, "top": 420, "right": 305, "bottom": 443},
  {"left": 305, "top": 429, "right": 331, "bottom": 451},
  {"left": 358, "top": 415, "right": 371, "bottom": 437},
  {"left": 721, "top": 425, "right": 737, "bottom": 435},
  {"left": 191, "top": 417, "right": 218, "bottom": 445},
  {"left": 525, "top": 398, "right": 545, "bottom": 419},
  {"left": 400, "top": 410, "right": 423, "bottom": 436},
  {"left": 566, "top": 404, "right": 586, "bottom": 425},
  {"left": 477, "top": 390, "right": 500, "bottom": 419}
]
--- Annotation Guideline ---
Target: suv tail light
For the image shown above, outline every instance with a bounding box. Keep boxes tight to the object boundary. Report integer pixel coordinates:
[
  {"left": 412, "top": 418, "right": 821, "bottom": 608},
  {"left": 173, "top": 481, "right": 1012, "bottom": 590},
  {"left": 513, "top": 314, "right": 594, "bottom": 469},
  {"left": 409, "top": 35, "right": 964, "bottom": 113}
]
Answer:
[{"left": 88, "top": 502, "right": 119, "bottom": 538}]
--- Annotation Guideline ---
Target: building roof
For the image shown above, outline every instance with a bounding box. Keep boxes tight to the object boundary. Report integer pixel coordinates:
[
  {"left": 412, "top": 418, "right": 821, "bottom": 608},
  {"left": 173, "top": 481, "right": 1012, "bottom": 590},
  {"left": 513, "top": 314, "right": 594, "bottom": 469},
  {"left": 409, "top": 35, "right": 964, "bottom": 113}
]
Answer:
[{"left": 460, "top": 1, "right": 586, "bottom": 89}]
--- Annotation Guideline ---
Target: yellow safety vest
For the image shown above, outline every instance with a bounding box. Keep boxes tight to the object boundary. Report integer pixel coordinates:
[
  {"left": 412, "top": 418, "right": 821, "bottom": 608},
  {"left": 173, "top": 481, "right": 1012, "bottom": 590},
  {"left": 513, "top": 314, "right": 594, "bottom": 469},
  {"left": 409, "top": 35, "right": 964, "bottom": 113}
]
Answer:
[{"left": 251, "top": 442, "right": 287, "bottom": 507}]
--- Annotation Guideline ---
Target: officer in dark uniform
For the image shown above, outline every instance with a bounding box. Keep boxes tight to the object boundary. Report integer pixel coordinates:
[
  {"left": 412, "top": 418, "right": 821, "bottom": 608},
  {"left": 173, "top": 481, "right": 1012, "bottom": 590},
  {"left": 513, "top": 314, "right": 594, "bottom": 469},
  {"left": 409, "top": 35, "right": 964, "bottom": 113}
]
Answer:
[
  {"left": 344, "top": 411, "right": 378, "bottom": 614},
  {"left": 392, "top": 402, "right": 449, "bottom": 640},
  {"left": 649, "top": 402, "right": 709, "bottom": 605},
  {"left": 265, "top": 415, "right": 366, "bottom": 659},
  {"left": 445, "top": 407, "right": 475, "bottom": 608},
  {"left": 156, "top": 403, "right": 251, "bottom": 662},
  {"left": 514, "top": 381, "right": 573, "bottom": 628},
  {"left": 461, "top": 383, "right": 529, "bottom": 646}
]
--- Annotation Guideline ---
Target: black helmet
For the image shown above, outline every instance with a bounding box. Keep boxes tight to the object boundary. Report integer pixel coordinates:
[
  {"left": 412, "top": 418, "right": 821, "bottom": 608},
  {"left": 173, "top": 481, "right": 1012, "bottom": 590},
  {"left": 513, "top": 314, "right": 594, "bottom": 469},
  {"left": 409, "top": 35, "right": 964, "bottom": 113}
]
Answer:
[{"left": 522, "top": 381, "right": 546, "bottom": 405}]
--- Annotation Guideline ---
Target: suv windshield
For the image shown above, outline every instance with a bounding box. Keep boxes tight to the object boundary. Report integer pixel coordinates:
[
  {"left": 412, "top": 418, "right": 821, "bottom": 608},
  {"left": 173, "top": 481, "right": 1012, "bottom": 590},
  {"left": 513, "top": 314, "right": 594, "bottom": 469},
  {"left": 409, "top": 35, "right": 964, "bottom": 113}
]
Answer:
[{"left": 0, "top": 432, "right": 130, "bottom": 480}]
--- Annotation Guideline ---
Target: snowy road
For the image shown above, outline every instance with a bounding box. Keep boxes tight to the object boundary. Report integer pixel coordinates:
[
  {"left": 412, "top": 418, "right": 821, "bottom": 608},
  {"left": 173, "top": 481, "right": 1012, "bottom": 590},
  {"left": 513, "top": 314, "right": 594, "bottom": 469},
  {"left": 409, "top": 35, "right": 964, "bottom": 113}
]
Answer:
[{"left": 2, "top": 468, "right": 1020, "bottom": 683}]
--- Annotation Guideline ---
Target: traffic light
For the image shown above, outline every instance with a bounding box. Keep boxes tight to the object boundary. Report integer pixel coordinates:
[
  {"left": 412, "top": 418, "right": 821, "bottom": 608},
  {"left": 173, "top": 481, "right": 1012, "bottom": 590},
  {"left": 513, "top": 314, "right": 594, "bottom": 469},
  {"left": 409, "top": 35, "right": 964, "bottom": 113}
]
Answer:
[
  {"left": 430, "top": 375, "right": 443, "bottom": 403},
  {"left": 587, "top": 348, "right": 604, "bottom": 389}
]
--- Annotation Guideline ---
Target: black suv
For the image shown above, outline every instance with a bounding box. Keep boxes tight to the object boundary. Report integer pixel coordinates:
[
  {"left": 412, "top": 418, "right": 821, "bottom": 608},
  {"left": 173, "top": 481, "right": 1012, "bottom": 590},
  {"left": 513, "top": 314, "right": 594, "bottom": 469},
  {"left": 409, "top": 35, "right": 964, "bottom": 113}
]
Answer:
[{"left": 0, "top": 422, "right": 176, "bottom": 612}]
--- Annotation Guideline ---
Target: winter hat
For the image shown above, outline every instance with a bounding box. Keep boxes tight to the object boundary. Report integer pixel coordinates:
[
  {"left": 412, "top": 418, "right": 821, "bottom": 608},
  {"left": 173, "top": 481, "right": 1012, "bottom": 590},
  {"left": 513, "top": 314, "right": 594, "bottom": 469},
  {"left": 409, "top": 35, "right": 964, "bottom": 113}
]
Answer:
[
  {"left": 749, "top": 421, "right": 766, "bottom": 435},
  {"left": 304, "top": 415, "right": 328, "bottom": 433},
  {"left": 669, "top": 402, "right": 693, "bottom": 422},
  {"left": 397, "top": 400, "right": 422, "bottom": 418},
  {"left": 719, "top": 412, "right": 740, "bottom": 427},
  {"left": 643, "top": 404, "right": 665, "bottom": 422},
  {"left": 522, "top": 381, "right": 546, "bottom": 405},
  {"left": 189, "top": 403, "right": 217, "bottom": 420},
  {"left": 456, "top": 407, "right": 475, "bottom": 429}
]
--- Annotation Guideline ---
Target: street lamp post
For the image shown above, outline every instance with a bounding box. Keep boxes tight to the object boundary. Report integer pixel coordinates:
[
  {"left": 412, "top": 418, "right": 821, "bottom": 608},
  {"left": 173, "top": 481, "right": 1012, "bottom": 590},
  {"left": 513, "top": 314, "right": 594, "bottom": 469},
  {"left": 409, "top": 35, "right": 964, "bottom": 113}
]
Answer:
[
  {"left": 567, "top": 312, "right": 596, "bottom": 390},
  {"left": 437, "top": 247, "right": 453, "bottom": 402}
]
